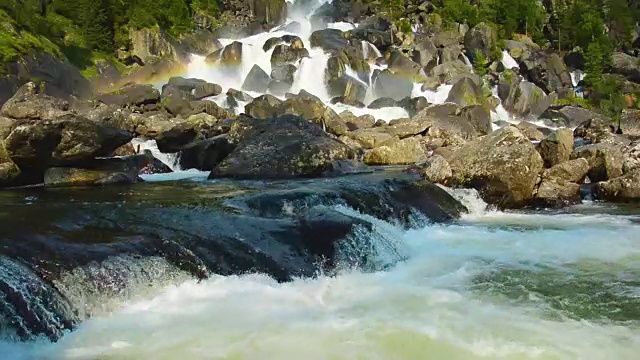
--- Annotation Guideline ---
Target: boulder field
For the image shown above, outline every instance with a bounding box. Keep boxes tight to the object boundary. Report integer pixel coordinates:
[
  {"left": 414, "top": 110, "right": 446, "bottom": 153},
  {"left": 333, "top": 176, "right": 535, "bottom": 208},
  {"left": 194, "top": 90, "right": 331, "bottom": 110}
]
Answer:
[{"left": 1, "top": 76, "right": 639, "bottom": 209}]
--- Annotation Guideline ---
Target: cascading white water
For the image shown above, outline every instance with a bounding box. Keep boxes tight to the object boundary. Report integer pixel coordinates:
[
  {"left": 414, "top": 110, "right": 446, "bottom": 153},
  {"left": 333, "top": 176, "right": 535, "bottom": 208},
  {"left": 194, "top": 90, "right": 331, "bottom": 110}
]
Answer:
[
  {"left": 500, "top": 50, "right": 519, "bottom": 70},
  {"left": 130, "top": 138, "right": 181, "bottom": 171}
]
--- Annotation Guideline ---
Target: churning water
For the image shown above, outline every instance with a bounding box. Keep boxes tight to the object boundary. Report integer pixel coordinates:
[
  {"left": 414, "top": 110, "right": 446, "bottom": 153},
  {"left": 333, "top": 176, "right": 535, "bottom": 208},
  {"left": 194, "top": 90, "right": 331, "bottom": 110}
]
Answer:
[{"left": 2, "top": 190, "right": 639, "bottom": 359}]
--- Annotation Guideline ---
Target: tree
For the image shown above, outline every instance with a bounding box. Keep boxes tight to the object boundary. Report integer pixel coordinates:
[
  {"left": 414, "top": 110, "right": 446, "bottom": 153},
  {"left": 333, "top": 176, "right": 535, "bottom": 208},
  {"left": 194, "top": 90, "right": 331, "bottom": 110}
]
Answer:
[
  {"left": 584, "top": 41, "right": 605, "bottom": 90},
  {"left": 77, "top": 0, "right": 114, "bottom": 52},
  {"left": 473, "top": 49, "right": 489, "bottom": 76},
  {"left": 380, "top": 0, "right": 404, "bottom": 39}
]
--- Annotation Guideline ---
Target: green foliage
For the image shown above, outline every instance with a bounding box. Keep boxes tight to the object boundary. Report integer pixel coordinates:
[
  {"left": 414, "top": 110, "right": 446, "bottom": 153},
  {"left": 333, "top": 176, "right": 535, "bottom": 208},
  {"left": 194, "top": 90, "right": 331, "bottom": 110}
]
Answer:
[
  {"left": 380, "top": 0, "right": 404, "bottom": 20},
  {"left": 397, "top": 18, "right": 412, "bottom": 34},
  {"left": 1, "top": 0, "right": 215, "bottom": 72},
  {"left": 434, "top": 0, "right": 545, "bottom": 40},
  {"left": 472, "top": 49, "right": 489, "bottom": 76}
]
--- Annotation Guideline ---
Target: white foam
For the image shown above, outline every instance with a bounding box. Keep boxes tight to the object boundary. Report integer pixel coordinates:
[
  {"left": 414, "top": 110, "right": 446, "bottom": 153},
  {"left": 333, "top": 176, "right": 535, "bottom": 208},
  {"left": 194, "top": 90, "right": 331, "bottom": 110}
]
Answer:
[
  {"left": 131, "top": 138, "right": 180, "bottom": 172},
  {"left": 6, "top": 200, "right": 640, "bottom": 359},
  {"left": 501, "top": 50, "right": 519, "bottom": 70}
]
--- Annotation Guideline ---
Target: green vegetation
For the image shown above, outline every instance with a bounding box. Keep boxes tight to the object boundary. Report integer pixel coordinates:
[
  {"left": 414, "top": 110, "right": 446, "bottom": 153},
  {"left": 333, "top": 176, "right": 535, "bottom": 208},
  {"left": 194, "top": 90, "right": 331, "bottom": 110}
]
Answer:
[
  {"left": 472, "top": 50, "right": 489, "bottom": 76},
  {"left": 0, "top": 0, "right": 221, "bottom": 74}
]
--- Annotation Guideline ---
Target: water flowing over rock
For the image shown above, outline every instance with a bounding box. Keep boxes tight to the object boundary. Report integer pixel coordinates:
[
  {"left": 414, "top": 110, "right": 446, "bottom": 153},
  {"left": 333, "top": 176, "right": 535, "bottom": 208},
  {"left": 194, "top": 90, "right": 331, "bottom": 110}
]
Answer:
[
  {"left": 446, "top": 126, "right": 544, "bottom": 209},
  {"left": 0, "top": 169, "right": 466, "bottom": 340}
]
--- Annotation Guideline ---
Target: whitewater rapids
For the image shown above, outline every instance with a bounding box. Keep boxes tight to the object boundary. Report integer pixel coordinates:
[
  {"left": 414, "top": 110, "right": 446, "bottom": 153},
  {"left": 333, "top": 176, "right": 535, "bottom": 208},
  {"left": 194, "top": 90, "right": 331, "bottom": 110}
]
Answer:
[{"left": 2, "top": 189, "right": 639, "bottom": 359}]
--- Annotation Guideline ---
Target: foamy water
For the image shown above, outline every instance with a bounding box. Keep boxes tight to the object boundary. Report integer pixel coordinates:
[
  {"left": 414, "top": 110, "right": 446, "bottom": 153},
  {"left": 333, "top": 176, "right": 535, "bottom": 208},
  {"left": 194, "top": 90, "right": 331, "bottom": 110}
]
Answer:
[{"left": 3, "top": 189, "right": 639, "bottom": 359}]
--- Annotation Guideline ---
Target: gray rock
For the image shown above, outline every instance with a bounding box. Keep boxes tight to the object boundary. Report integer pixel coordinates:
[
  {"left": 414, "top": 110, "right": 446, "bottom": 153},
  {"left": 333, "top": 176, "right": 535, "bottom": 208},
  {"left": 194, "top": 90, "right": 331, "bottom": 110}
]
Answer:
[
  {"left": 210, "top": 115, "right": 355, "bottom": 179},
  {"left": 372, "top": 69, "right": 413, "bottom": 101},
  {"left": 418, "top": 154, "right": 452, "bottom": 183},
  {"left": 571, "top": 143, "right": 624, "bottom": 182},
  {"left": 447, "top": 126, "right": 544, "bottom": 208},
  {"left": 363, "top": 137, "right": 427, "bottom": 165},
  {"left": 1, "top": 82, "right": 70, "bottom": 120},
  {"left": 241, "top": 65, "right": 271, "bottom": 93},
  {"left": 538, "top": 128, "right": 574, "bottom": 167},
  {"left": 595, "top": 168, "right": 640, "bottom": 201}
]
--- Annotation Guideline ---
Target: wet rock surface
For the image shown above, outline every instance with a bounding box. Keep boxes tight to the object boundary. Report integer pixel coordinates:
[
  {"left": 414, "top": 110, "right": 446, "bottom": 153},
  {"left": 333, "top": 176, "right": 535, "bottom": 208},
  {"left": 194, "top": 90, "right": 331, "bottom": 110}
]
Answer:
[{"left": 0, "top": 169, "right": 465, "bottom": 340}]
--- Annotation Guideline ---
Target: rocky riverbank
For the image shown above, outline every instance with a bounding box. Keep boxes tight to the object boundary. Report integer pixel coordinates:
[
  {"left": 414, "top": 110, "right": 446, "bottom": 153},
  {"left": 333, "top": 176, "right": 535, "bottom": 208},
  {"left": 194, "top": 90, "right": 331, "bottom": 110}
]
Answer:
[{"left": 1, "top": 74, "right": 639, "bottom": 209}]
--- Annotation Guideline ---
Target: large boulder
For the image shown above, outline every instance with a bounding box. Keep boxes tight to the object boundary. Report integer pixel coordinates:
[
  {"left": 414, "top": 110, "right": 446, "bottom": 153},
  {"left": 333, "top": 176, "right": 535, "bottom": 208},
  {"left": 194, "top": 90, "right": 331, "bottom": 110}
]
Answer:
[
  {"left": 445, "top": 77, "right": 490, "bottom": 111},
  {"left": 411, "top": 35, "right": 438, "bottom": 67},
  {"left": 417, "top": 155, "right": 452, "bottom": 183},
  {"left": 447, "top": 126, "right": 544, "bottom": 208},
  {"left": 43, "top": 152, "right": 155, "bottom": 187},
  {"left": 363, "top": 137, "right": 427, "bottom": 165},
  {"left": 619, "top": 109, "right": 640, "bottom": 138},
  {"left": 245, "top": 94, "right": 283, "bottom": 118},
  {"left": 160, "top": 86, "right": 195, "bottom": 117},
  {"left": 571, "top": 144, "right": 624, "bottom": 182},
  {"left": 327, "top": 75, "right": 367, "bottom": 104},
  {"left": 542, "top": 105, "right": 607, "bottom": 129},
  {"left": 277, "top": 97, "right": 348, "bottom": 136},
  {"left": 155, "top": 113, "right": 220, "bottom": 153},
  {"left": 4, "top": 115, "right": 133, "bottom": 182},
  {"left": 241, "top": 65, "right": 271, "bottom": 93},
  {"left": 573, "top": 117, "right": 617, "bottom": 144},
  {"left": 270, "top": 44, "right": 309, "bottom": 66},
  {"left": 372, "top": 69, "right": 413, "bottom": 101},
  {"left": 387, "top": 49, "right": 423, "bottom": 79},
  {"left": 534, "top": 158, "right": 589, "bottom": 207},
  {"left": 178, "top": 135, "right": 235, "bottom": 171},
  {"left": 1, "top": 82, "right": 70, "bottom": 120},
  {"left": 538, "top": 128, "right": 574, "bottom": 167},
  {"left": 520, "top": 52, "right": 572, "bottom": 94},
  {"left": 428, "top": 60, "right": 472, "bottom": 86},
  {"left": 0, "top": 52, "right": 92, "bottom": 108},
  {"left": 128, "top": 28, "right": 186, "bottom": 64},
  {"left": 210, "top": 115, "right": 355, "bottom": 179},
  {"left": 220, "top": 41, "right": 244, "bottom": 66},
  {"left": 310, "top": 29, "right": 349, "bottom": 51},
  {"left": 345, "top": 128, "right": 397, "bottom": 149},
  {"left": 611, "top": 52, "right": 640, "bottom": 83},
  {"left": 98, "top": 84, "right": 160, "bottom": 108},
  {"left": 594, "top": 168, "right": 640, "bottom": 201},
  {"left": 499, "top": 72, "right": 556, "bottom": 118},
  {"left": 464, "top": 23, "right": 498, "bottom": 63},
  {"left": 516, "top": 121, "right": 545, "bottom": 141},
  {"left": 459, "top": 105, "right": 492, "bottom": 136}
]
